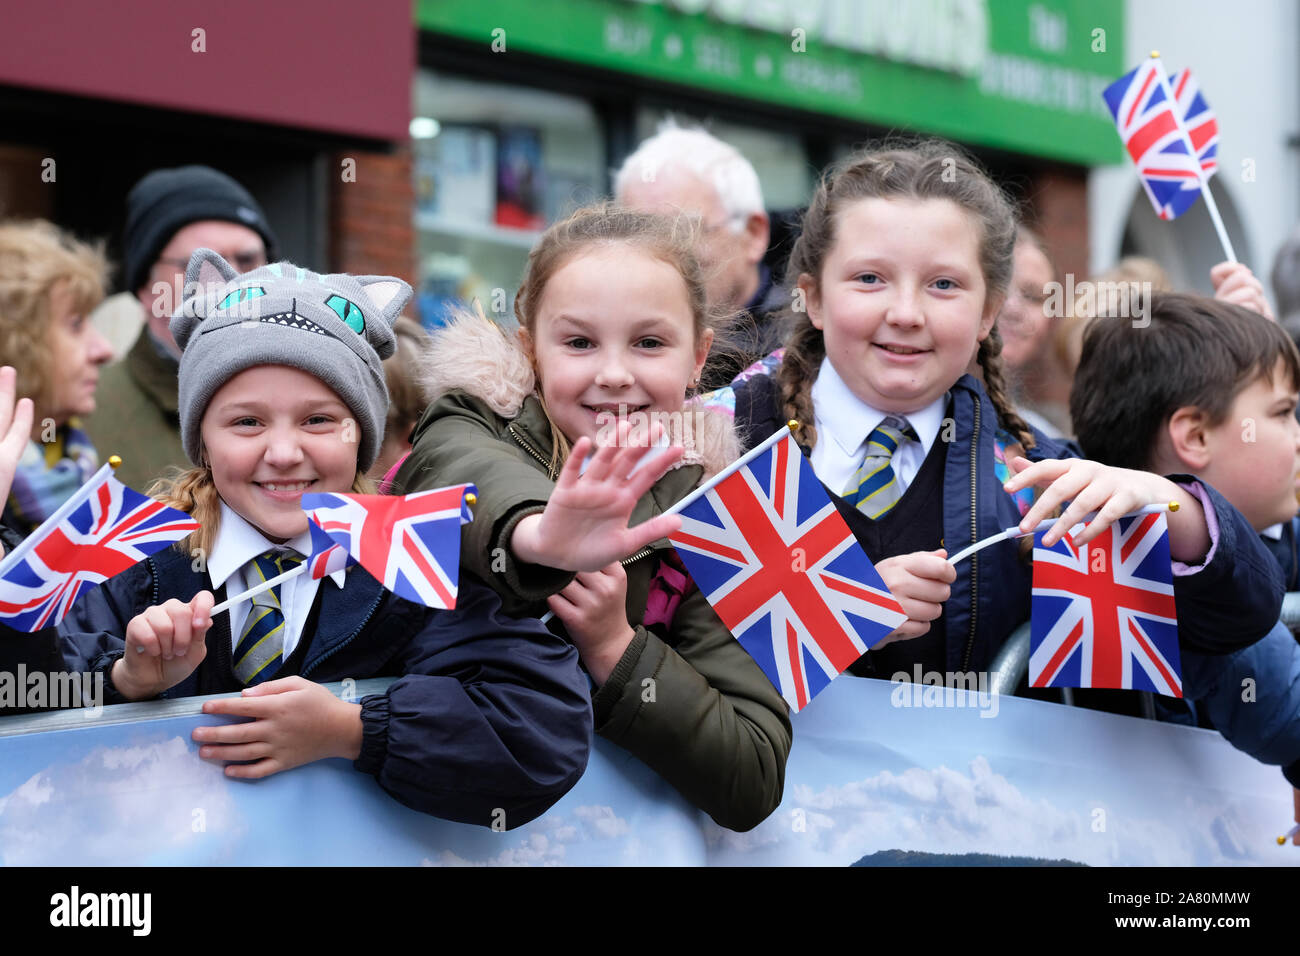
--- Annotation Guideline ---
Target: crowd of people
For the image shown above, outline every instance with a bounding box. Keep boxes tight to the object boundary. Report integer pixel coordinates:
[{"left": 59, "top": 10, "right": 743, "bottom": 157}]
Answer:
[{"left": 1, "top": 125, "right": 1299, "bottom": 839}]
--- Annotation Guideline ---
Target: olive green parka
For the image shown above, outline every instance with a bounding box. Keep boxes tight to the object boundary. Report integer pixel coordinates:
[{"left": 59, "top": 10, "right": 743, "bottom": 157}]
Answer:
[{"left": 392, "top": 313, "right": 791, "bottom": 831}]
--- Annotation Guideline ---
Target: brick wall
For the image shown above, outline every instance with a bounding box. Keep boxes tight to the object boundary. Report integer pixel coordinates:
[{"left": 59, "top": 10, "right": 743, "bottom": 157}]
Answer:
[
  {"left": 328, "top": 146, "right": 416, "bottom": 290},
  {"left": 1026, "top": 166, "right": 1090, "bottom": 283}
]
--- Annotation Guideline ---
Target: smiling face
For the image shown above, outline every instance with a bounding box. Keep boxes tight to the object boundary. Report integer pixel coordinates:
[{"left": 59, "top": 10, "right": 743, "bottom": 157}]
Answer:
[
  {"left": 200, "top": 365, "right": 359, "bottom": 542},
  {"left": 43, "top": 283, "right": 113, "bottom": 425},
  {"left": 528, "top": 244, "right": 711, "bottom": 446},
  {"left": 800, "top": 197, "right": 998, "bottom": 415},
  {"left": 1199, "top": 361, "right": 1300, "bottom": 531}
]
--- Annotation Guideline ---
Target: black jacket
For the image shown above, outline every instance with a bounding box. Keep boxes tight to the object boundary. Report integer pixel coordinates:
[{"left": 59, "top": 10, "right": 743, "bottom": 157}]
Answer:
[{"left": 56, "top": 545, "right": 593, "bottom": 829}]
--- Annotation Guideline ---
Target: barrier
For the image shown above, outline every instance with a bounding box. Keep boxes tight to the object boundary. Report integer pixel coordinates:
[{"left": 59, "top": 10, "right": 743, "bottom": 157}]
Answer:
[
  {"left": 1280, "top": 592, "right": 1300, "bottom": 634},
  {"left": 0, "top": 673, "right": 1293, "bottom": 866}
]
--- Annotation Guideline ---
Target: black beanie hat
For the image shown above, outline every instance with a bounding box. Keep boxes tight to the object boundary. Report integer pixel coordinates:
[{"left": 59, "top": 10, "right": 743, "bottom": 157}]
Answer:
[{"left": 123, "top": 165, "right": 279, "bottom": 293}]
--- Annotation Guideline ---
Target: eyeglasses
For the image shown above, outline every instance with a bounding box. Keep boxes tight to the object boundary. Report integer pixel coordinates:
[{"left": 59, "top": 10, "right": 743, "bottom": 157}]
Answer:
[
  {"left": 155, "top": 250, "right": 267, "bottom": 273},
  {"left": 686, "top": 212, "right": 746, "bottom": 236}
]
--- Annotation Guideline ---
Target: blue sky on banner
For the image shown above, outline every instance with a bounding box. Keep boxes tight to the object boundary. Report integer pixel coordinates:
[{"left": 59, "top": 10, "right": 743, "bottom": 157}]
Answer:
[{"left": 0, "top": 679, "right": 1292, "bottom": 867}]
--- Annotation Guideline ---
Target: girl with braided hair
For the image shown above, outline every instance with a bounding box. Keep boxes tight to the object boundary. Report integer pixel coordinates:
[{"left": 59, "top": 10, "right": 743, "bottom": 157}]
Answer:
[{"left": 726, "top": 139, "right": 1225, "bottom": 684}]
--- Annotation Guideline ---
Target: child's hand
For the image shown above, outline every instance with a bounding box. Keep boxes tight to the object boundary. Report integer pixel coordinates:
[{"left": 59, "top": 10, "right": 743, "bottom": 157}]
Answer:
[
  {"left": 194, "top": 676, "right": 362, "bottom": 778},
  {"left": 111, "top": 591, "right": 213, "bottom": 700},
  {"left": 1211, "top": 261, "right": 1274, "bottom": 320},
  {"left": 1293, "top": 787, "right": 1299, "bottom": 846},
  {"left": 1004, "top": 457, "right": 1209, "bottom": 563},
  {"left": 512, "top": 420, "right": 685, "bottom": 572},
  {"left": 0, "top": 366, "right": 34, "bottom": 558},
  {"left": 546, "top": 561, "right": 635, "bottom": 686},
  {"left": 873, "top": 549, "right": 955, "bottom": 646}
]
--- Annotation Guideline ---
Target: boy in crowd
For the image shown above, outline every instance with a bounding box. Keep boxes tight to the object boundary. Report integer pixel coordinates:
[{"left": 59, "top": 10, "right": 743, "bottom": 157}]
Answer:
[{"left": 1071, "top": 292, "right": 1300, "bottom": 801}]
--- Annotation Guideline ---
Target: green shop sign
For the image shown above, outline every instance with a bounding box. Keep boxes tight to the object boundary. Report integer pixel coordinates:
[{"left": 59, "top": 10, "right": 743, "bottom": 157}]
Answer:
[{"left": 418, "top": 0, "right": 1124, "bottom": 166}]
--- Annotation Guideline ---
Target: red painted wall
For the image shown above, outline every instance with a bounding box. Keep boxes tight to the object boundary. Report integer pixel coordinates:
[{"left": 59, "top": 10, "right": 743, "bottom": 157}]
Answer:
[{"left": 0, "top": 0, "right": 412, "bottom": 141}]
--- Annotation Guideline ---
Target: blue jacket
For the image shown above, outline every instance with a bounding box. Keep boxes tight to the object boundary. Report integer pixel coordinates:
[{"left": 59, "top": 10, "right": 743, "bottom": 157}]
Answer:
[
  {"left": 1181, "top": 620, "right": 1300, "bottom": 787},
  {"left": 56, "top": 545, "right": 593, "bottom": 829},
  {"left": 1263, "top": 517, "right": 1299, "bottom": 591},
  {"left": 733, "top": 371, "right": 1284, "bottom": 671}
]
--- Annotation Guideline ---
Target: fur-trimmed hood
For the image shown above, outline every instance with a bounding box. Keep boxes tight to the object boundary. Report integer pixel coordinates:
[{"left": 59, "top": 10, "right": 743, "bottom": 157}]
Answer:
[{"left": 419, "top": 308, "right": 740, "bottom": 477}]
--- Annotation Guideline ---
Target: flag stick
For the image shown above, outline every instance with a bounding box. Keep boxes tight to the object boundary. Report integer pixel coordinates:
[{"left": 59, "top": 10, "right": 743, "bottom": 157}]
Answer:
[
  {"left": 651, "top": 422, "right": 795, "bottom": 520},
  {"left": 539, "top": 423, "right": 799, "bottom": 624},
  {"left": 209, "top": 561, "right": 310, "bottom": 616},
  {"left": 0, "top": 457, "right": 119, "bottom": 578},
  {"left": 946, "top": 502, "right": 1178, "bottom": 566},
  {"left": 1150, "top": 51, "right": 1237, "bottom": 263},
  {"left": 211, "top": 487, "right": 474, "bottom": 618}
]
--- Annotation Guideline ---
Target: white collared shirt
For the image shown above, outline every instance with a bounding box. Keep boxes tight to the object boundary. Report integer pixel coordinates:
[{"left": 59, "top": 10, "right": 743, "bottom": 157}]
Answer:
[
  {"left": 809, "top": 356, "right": 948, "bottom": 498},
  {"left": 207, "top": 503, "right": 347, "bottom": 660}
]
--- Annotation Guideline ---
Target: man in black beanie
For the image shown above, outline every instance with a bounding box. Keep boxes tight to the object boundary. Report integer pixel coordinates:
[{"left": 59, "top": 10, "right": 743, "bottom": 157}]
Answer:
[{"left": 85, "top": 166, "right": 278, "bottom": 491}]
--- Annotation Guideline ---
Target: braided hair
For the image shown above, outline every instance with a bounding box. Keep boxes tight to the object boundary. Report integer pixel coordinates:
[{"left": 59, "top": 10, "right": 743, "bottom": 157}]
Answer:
[{"left": 775, "top": 138, "right": 1035, "bottom": 450}]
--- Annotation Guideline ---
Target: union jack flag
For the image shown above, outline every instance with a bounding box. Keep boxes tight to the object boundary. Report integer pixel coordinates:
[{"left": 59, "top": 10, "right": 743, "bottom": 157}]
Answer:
[
  {"left": 306, "top": 519, "right": 352, "bottom": 579},
  {"left": 301, "top": 485, "right": 475, "bottom": 609},
  {"left": 0, "top": 471, "right": 199, "bottom": 631},
  {"left": 1171, "top": 67, "right": 1218, "bottom": 178},
  {"left": 668, "top": 431, "right": 906, "bottom": 712},
  {"left": 1030, "top": 512, "right": 1182, "bottom": 697},
  {"left": 1102, "top": 58, "right": 1204, "bottom": 221}
]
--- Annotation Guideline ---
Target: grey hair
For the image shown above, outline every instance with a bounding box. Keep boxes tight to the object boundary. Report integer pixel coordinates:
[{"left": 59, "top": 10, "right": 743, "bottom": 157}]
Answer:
[{"left": 613, "top": 120, "right": 764, "bottom": 231}]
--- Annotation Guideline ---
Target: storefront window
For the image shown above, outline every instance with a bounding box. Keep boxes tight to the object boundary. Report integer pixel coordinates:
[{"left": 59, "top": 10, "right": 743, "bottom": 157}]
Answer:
[{"left": 412, "top": 69, "right": 605, "bottom": 327}]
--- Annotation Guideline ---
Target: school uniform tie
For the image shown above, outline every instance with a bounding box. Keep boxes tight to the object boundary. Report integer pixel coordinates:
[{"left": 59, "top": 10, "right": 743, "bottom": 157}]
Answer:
[
  {"left": 842, "top": 416, "right": 919, "bottom": 518},
  {"left": 233, "top": 550, "right": 301, "bottom": 686}
]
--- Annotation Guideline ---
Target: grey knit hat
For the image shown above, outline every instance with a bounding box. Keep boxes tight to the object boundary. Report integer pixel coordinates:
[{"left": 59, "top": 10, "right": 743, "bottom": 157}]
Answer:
[{"left": 170, "top": 249, "right": 412, "bottom": 472}]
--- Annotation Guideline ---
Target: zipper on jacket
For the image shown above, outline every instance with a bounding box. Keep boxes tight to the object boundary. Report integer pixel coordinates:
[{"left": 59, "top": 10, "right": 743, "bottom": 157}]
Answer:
[
  {"left": 301, "top": 584, "right": 386, "bottom": 679},
  {"left": 962, "top": 397, "right": 980, "bottom": 673},
  {"left": 621, "top": 546, "right": 653, "bottom": 568},
  {"left": 508, "top": 422, "right": 559, "bottom": 480}
]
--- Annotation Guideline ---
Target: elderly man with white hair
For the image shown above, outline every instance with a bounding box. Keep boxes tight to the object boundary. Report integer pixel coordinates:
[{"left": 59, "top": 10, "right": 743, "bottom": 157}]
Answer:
[{"left": 615, "top": 124, "right": 787, "bottom": 389}]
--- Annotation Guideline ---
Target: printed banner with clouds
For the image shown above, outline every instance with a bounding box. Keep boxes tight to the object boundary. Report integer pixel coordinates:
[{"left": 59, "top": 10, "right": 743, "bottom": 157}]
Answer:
[{"left": 0, "top": 677, "right": 1294, "bottom": 866}]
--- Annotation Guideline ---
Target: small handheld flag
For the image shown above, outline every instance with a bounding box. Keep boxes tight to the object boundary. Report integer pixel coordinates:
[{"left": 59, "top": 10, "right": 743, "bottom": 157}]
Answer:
[
  {"left": 1171, "top": 67, "right": 1218, "bottom": 179},
  {"left": 1102, "top": 52, "right": 1236, "bottom": 261},
  {"left": 302, "top": 485, "right": 475, "bottom": 609},
  {"left": 0, "top": 462, "right": 200, "bottom": 631},
  {"left": 306, "top": 519, "right": 352, "bottom": 579},
  {"left": 208, "top": 517, "right": 359, "bottom": 618},
  {"left": 1030, "top": 511, "right": 1181, "bottom": 697},
  {"left": 668, "top": 428, "right": 906, "bottom": 712}
]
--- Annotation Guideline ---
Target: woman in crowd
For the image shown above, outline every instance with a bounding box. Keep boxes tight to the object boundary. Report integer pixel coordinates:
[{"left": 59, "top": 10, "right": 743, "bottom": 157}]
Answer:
[{"left": 0, "top": 220, "right": 111, "bottom": 537}]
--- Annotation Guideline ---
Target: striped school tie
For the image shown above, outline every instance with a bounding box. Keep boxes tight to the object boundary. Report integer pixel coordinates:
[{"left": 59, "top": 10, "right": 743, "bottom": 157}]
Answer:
[
  {"left": 233, "top": 551, "right": 302, "bottom": 686},
  {"left": 841, "top": 416, "right": 919, "bottom": 518}
]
